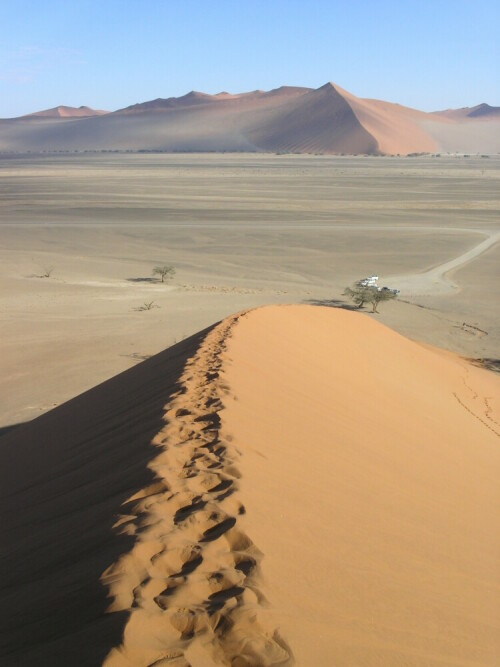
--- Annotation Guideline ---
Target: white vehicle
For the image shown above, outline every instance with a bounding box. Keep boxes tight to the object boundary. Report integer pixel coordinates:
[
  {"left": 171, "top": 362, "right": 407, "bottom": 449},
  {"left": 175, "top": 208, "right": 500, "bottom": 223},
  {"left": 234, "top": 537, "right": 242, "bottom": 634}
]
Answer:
[
  {"left": 359, "top": 275, "right": 378, "bottom": 287},
  {"left": 358, "top": 276, "right": 399, "bottom": 294}
]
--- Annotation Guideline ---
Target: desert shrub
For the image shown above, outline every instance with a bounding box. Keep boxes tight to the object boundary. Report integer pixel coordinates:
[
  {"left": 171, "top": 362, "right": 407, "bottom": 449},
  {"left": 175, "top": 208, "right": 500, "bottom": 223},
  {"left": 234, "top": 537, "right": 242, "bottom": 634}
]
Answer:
[
  {"left": 153, "top": 265, "right": 175, "bottom": 283},
  {"left": 137, "top": 301, "right": 159, "bottom": 311}
]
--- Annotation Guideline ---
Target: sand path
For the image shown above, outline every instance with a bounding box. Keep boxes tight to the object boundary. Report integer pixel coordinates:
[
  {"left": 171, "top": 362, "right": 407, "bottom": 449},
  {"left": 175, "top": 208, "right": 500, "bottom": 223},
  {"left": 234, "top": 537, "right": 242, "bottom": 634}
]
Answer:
[{"left": 385, "top": 228, "right": 500, "bottom": 296}]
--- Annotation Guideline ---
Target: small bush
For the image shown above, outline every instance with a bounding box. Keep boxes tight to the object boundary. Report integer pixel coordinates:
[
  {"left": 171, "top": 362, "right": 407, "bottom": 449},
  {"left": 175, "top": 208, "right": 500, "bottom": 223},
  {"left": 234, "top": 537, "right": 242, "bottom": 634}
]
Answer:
[{"left": 153, "top": 265, "right": 175, "bottom": 283}]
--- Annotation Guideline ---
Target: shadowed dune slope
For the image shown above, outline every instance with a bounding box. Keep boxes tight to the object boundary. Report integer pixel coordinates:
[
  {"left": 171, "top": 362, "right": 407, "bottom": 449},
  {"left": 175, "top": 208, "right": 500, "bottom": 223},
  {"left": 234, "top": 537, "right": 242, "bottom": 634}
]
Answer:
[
  {"left": 223, "top": 305, "right": 500, "bottom": 666},
  {"left": 0, "top": 327, "right": 213, "bottom": 667},
  {"left": 247, "top": 83, "right": 378, "bottom": 154}
]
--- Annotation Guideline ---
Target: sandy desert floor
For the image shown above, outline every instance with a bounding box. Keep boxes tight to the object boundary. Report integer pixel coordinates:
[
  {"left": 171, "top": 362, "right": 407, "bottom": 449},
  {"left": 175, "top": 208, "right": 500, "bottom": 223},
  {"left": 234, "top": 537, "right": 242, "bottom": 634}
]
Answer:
[{"left": 0, "top": 153, "right": 499, "bottom": 428}]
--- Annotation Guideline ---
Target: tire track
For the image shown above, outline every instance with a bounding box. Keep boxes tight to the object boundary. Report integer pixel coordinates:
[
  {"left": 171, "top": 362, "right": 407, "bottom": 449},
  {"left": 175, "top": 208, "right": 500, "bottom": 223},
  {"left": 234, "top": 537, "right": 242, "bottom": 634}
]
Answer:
[{"left": 385, "top": 228, "right": 500, "bottom": 296}]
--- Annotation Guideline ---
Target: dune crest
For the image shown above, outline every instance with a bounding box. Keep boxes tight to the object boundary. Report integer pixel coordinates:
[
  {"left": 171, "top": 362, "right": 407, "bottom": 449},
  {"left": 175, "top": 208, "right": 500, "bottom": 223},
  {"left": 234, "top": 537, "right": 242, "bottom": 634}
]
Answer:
[
  {"left": 102, "top": 313, "right": 291, "bottom": 667},
  {"left": 336, "top": 84, "right": 439, "bottom": 154},
  {"left": 101, "top": 304, "right": 500, "bottom": 665}
]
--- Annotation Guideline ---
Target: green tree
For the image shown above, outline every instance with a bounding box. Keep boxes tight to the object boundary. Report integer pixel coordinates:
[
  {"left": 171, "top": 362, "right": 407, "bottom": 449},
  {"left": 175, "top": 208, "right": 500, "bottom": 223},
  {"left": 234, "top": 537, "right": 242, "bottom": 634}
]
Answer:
[
  {"left": 153, "top": 265, "right": 175, "bottom": 283},
  {"left": 343, "top": 281, "right": 397, "bottom": 313},
  {"left": 369, "top": 287, "right": 397, "bottom": 313},
  {"left": 343, "top": 284, "right": 371, "bottom": 309}
]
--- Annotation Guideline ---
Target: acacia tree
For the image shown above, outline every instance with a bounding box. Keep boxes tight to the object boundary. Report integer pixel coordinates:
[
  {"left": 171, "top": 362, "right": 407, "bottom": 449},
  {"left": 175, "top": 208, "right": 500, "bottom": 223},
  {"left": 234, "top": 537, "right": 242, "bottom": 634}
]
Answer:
[
  {"left": 343, "top": 284, "right": 371, "bottom": 309},
  {"left": 343, "top": 281, "right": 397, "bottom": 313},
  {"left": 153, "top": 265, "right": 175, "bottom": 283},
  {"left": 369, "top": 288, "right": 397, "bottom": 313}
]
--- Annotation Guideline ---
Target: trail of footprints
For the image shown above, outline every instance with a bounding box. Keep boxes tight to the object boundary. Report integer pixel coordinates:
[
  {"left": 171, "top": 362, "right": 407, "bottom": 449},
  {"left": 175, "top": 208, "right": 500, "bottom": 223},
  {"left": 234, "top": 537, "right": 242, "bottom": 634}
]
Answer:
[
  {"left": 103, "top": 315, "right": 292, "bottom": 667},
  {"left": 452, "top": 367, "right": 500, "bottom": 439}
]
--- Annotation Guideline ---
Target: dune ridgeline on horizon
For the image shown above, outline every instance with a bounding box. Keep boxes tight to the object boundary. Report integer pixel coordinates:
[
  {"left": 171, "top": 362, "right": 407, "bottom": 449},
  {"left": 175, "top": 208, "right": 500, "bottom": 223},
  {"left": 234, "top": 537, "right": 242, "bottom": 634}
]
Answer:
[
  {"left": 1, "top": 83, "right": 500, "bottom": 155},
  {"left": 1, "top": 305, "right": 499, "bottom": 666}
]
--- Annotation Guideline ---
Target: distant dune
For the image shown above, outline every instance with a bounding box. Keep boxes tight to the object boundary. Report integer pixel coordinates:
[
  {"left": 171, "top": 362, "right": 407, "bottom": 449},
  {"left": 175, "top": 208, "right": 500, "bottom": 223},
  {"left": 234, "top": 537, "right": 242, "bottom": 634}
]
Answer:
[
  {"left": 433, "top": 102, "right": 500, "bottom": 120},
  {"left": 1, "top": 305, "right": 499, "bottom": 666},
  {"left": 1, "top": 84, "right": 499, "bottom": 154},
  {"left": 22, "top": 105, "right": 109, "bottom": 118}
]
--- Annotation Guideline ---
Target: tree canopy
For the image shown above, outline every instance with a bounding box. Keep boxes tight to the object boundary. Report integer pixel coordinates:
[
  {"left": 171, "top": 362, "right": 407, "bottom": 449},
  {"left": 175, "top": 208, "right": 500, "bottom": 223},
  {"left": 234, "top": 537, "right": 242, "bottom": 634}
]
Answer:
[
  {"left": 153, "top": 265, "right": 176, "bottom": 283},
  {"left": 343, "top": 280, "right": 397, "bottom": 313}
]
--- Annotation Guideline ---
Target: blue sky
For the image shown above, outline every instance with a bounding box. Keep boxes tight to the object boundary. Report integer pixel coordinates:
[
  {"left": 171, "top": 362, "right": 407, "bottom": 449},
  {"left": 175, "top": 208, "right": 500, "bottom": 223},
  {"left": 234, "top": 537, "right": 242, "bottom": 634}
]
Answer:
[{"left": 1, "top": 0, "right": 498, "bottom": 117}]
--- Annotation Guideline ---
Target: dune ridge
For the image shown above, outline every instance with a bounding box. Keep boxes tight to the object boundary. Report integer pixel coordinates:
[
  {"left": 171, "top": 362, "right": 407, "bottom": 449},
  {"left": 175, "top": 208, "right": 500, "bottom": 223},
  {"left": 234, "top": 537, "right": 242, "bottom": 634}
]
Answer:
[
  {"left": 102, "top": 312, "right": 291, "bottom": 666},
  {"left": 2, "top": 83, "right": 499, "bottom": 154},
  {"left": 336, "top": 84, "right": 439, "bottom": 154}
]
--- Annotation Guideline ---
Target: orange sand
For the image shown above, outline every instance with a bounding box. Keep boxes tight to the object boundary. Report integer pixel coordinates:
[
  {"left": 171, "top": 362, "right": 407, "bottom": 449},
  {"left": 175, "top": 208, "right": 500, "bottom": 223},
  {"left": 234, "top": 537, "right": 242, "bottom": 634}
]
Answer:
[
  {"left": 223, "top": 306, "right": 500, "bottom": 665},
  {"left": 1, "top": 305, "right": 499, "bottom": 666}
]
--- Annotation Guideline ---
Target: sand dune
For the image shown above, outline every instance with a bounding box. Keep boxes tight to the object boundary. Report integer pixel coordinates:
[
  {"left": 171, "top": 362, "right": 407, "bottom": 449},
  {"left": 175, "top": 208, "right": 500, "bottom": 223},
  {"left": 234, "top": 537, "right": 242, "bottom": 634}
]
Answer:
[
  {"left": 433, "top": 103, "right": 500, "bottom": 120},
  {"left": 1, "top": 84, "right": 499, "bottom": 154},
  {"left": 247, "top": 83, "right": 378, "bottom": 155},
  {"left": 223, "top": 306, "right": 500, "bottom": 665},
  {"left": 22, "top": 105, "right": 108, "bottom": 118},
  {"left": 0, "top": 328, "right": 213, "bottom": 666},
  {"left": 336, "top": 84, "right": 439, "bottom": 155},
  {"left": 1, "top": 305, "right": 499, "bottom": 665},
  {"left": 116, "top": 88, "right": 310, "bottom": 114}
]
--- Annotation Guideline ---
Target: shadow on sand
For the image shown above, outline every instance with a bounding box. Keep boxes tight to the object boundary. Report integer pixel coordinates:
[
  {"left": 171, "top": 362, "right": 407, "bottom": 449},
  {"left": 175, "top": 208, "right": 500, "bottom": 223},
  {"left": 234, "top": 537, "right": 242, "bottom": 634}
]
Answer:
[
  {"left": 0, "top": 423, "right": 24, "bottom": 439},
  {"left": 0, "top": 327, "right": 214, "bottom": 666},
  {"left": 126, "top": 277, "right": 159, "bottom": 284},
  {"left": 469, "top": 358, "right": 500, "bottom": 375},
  {"left": 303, "top": 297, "right": 360, "bottom": 311}
]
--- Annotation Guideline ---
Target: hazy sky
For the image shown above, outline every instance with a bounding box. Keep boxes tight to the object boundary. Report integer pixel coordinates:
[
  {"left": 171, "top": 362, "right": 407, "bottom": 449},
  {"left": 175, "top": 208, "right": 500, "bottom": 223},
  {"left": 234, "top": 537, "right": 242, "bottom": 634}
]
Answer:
[{"left": 1, "top": 0, "right": 498, "bottom": 117}]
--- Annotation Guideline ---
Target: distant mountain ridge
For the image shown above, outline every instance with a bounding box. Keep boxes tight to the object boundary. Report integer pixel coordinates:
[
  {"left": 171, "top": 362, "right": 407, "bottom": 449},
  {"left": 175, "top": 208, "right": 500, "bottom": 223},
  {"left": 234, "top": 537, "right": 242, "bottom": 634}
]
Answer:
[{"left": 2, "top": 84, "right": 499, "bottom": 155}]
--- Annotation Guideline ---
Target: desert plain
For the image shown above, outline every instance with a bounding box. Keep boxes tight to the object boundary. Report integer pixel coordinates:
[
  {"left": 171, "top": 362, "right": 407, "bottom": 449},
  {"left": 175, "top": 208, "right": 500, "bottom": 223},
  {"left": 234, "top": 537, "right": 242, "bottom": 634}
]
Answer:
[
  {"left": 1, "top": 153, "right": 500, "bottom": 666},
  {"left": 1, "top": 152, "right": 499, "bottom": 429}
]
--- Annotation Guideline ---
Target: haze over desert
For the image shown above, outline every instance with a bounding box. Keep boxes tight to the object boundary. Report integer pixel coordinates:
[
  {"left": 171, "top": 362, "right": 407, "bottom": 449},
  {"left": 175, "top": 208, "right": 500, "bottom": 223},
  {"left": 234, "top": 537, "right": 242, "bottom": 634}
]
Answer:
[
  {"left": 2, "top": 83, "right": 500, "bottom": 155},
  {"left": 1, "top": 1, "right": 499, "bottom": 665}
]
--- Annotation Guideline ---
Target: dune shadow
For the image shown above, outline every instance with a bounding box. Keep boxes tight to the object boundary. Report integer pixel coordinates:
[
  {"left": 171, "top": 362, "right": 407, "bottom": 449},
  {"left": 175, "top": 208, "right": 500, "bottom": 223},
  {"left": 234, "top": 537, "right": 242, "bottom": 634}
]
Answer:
[
  {"left": 0, "top": 326, "right": 215, "bottom": 666},
  {"left": 303, "top": 297, "right": 360, "bottom": 311},
  {"left": 121, "top": 352, "right": 152, "bottom": 362},
  {"left": 126, "top": 277, "right": 158, "bottom": 283},
  {"left": 0, "top": 423, "right": 25, "bottom": 438},
  {"left": 470, "top": 358, "right": 500, "bottom": 375}
]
